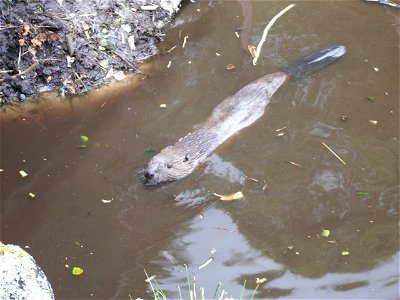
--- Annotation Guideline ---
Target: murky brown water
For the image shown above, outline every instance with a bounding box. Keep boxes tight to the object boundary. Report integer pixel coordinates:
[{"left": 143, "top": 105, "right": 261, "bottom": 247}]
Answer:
[{"left": 1, "top": 1, "right": 399, "bottom": 299}]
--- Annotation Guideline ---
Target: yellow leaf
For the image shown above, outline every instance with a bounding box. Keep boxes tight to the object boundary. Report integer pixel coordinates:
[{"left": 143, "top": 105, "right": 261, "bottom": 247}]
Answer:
[
  {"left": 19, "top": 170, "right": 28, "bottom": 178},
  {"left": 213, "top": 191, "right": 243, "bottom": 201},
  {"left": 321, "top": 229, "right": 330, "bottom": 238},
  {"left": 256, "top": 277, "right": 267, "bottom": 284}
]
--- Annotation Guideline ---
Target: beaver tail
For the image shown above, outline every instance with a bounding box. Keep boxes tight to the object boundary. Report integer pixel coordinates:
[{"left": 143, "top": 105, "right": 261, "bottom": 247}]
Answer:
[{"left": 282, "top": 45, "right": 347, "bottom": 79}]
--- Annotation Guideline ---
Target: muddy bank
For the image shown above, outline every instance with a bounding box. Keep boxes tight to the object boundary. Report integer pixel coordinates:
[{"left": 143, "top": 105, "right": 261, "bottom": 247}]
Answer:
[{"left": 0, "top": 0, "right": 180, "bottom": 105}]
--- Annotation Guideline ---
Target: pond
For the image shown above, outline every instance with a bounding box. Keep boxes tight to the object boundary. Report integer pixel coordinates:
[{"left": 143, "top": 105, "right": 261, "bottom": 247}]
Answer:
[{"left": 1, "top": 1, "right": 399, "bottom": 299}]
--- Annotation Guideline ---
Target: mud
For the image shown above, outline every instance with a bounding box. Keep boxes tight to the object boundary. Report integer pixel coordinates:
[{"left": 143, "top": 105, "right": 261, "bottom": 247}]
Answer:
[{"left": 0, "top": 0, "right": 180, "bottom": 105}]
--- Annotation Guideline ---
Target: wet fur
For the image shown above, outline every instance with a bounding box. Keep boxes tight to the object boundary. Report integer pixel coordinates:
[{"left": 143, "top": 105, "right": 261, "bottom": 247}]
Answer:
[{"left": 144, "top": 72, "right": 288, "bottom": 185}]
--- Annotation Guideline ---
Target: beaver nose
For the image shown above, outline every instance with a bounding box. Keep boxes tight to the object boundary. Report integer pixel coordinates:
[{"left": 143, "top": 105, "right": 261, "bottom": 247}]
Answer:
[{"left": 144, "top": 169, "right": 154, "bottom": 179}]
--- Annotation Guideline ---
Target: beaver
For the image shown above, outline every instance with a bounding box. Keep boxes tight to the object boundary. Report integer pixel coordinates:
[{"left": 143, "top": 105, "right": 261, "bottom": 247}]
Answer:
[{"left": 143, "top": 45, "right": 347, "bottom": 185}]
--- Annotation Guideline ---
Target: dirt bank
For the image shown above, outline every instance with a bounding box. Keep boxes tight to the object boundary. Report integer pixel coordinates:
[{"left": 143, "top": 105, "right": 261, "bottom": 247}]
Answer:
[{"left": 0, "top": 0, "right": 180, "bottom": 105}]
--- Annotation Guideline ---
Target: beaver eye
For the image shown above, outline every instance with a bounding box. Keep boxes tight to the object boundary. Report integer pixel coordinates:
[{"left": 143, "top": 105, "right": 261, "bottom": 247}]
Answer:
[
  {"left": 166, "top": 163, "right": 172, "bottom": 169},
  {"left": 184, "top": 155, "right": 189, "bottom": 162}
]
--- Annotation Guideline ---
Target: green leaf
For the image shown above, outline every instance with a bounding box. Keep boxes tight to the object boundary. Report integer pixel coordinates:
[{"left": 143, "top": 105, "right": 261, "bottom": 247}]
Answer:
[
  {"left": 356, "top": 191, "right": 369, "bottom": 196},
  {"left": 366, "top": 97, "right": 376, "bottom": 101},
  {"left": 72, "top": 266, "right": 84, "bottom": 276},
  {"left": 80, "top": 135, "right": 89, "bottom": 143}
]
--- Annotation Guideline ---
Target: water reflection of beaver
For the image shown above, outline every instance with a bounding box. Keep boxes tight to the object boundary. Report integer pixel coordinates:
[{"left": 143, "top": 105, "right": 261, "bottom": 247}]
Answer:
[{"left": 143, "top": 45, "right": 347, "bottom": 185}]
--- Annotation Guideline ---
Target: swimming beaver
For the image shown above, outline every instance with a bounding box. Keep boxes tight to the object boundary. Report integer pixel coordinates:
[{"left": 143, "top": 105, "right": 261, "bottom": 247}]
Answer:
[{"left": 143, "top": 45, "right": 347, "bottom": 185}]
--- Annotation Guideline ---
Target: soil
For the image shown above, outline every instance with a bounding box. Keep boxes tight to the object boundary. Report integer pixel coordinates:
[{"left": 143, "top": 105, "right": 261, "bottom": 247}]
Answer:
[{"left": 0, "top": 0, "right": 181, "bottom": 105}]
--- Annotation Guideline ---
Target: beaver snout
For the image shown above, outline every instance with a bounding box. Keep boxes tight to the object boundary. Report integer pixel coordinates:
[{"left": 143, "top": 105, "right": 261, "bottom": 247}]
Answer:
[{"left": 143, "top": 169, "right": 154, "bottom": 180}]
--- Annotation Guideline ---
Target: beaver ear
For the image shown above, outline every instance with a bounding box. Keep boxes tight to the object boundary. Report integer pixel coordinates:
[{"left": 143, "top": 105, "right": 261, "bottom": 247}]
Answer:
[{"left": 184, "top": 154, "right": 189, "bottom": 162}]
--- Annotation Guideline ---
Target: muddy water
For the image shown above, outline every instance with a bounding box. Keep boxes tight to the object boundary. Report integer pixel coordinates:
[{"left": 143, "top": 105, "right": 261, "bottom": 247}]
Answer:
[{"left": 1, "top": 1, "right": 399, "bottom": 299}]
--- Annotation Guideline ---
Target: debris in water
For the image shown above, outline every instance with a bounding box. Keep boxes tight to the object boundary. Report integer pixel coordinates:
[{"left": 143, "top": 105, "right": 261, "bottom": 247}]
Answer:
[
  {"left": 213, "top": 191, "right": 244, "bottom": 201},
  {"left": 19, "top": 170, "right": 28, "bottom": 178},
  {"left": 356, "top": 191, "right": 369, "bottom": 196},
  {"left": 321, "top": 141, "right": 346, "bottom": 165},
  {"left": 373, "top": 67, "right": 379, "bottom": 71},
  {"left": 252, "top": 3, "right": 296, "bottom": 65},
  {"left": 167, "top": 45, "right": 177, "bottom": 53},
  {"left": 340, "top": 115, "right": 348, "bottom": 121},
  {"left": 286, "top": 161, "right": 304, "bottom": 169},
  {"left": 321, "top": 228, "right": 330, "bottom": 237},
  {"left": 275, "top": 126, "right": 287, "bottom": 132},
  {"left": 80, "top": 135, "right": 89, "bottom": 143},
  {"left": 256, "top": 278, "right": 267, "bottom": 284},
  {"left": 341, "top": 250, "right": 350, "bottom": 256},
  {"left": 247, "top": 45, "right": 257, "bottom": 58},
  {"left": 369, "top": 120, "right": 378, "bottom": 124},
  {"left": 225, "top": 64, "right": 235, "bottom": 70},
  {"left": 246, "top": 177, "right": 259, "bottom": 182},
  {"left": 182, "top": 35, "right": 189, "bottom": 48},
  {"left": 235, "top": 31, "right": 240, "bottom": 38},
  {"left": 160, "top": 104, "right": 167, "bottom": 108},
  {"left": 167, "top": 60, "right": 172, "bottom": 68},
  {"left": 145, "top": 275, "right": 156, "bottom": 282},
  {"left": 72, "top": 266, "right": 84, "bottom": 276},
  {"left": 29, "top": 193, "right": 36, "bottom": 198},
  {"left": 198, "top": 257, "right": 213, "bottom": 270},
  {"left": 101, "top": 199, "right": 112, "bottom": 203},
  {"left": 366, "top": 96, "right": 376, "bottom": 101}
]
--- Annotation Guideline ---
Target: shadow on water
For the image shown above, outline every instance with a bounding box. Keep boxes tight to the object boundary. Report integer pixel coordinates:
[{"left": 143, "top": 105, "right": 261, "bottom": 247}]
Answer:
[{"left": 1, "top": 0, "right": 399, "bottom": 299}]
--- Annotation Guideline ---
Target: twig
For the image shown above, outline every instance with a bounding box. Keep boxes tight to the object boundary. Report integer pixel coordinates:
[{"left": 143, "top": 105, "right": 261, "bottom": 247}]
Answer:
[
  {"left": 286, "top": 160, "right": 304, "bottom": 169},
  {"left": 252, "top": 3, "right": 295, "bottom": 65},
  {"left": 0, "top": 61, "right": 39, "bottom": 83},
  {"left": 321, "top": 141, "right": 346, "bottom": 165}
]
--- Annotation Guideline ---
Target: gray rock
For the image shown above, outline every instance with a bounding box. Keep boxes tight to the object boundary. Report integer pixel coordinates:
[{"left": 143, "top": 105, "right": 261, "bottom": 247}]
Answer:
[{"left": 0, "top": 242, "right": 54, "bottom": 300}]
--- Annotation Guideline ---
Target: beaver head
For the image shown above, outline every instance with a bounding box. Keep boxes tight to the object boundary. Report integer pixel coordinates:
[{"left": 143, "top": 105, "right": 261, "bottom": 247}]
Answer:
[{"left": 143, "top": 146, "right": 196, "bottom": 185}]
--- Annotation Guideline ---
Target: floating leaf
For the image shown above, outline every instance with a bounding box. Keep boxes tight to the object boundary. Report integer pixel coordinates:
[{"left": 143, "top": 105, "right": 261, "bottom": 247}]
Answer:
[
  {"left": 80, "top": 135, "right": 89, "bottom": 143},
  {"left": 341, "top": 250, "right": 350, "bottom": 256},
  {"left": 356, "top": 191, "right": 369, "bottom": 196},
  {"left": 145, "top": 275, "right": 156, "bottom": 282},
  {"left": 321, "top": 229, "right": 330, "bottom": 238},
  {"left": 225, "top": 64, "right": 235, "bottom": 70},
  {"left": 19, "top": 170, "right": 28, "bottom": 178},
  {"left": 366, "top": 96, "right": 376, "bottom": 101},
  {"left": 256, "top": 277, "right": 267, "bottom": 284},
  {"left": 72, "top": 266, "right": 84, "bottom": 275},
  {"left": 247, "top": 45, "right": 257, "bottom": 58},
  {"left": 213, "top": 191, "right": 243, "bottom": 201}
]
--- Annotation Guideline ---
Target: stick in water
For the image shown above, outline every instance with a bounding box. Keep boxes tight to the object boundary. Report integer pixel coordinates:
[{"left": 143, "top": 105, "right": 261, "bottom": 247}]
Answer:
[{"left": 252, "top": 3, "right": 296, "bottom": 66}]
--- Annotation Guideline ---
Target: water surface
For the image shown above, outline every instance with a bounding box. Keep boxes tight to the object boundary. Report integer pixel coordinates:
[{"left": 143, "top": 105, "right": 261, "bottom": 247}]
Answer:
[{"left": 1, "top": 1, "right": 399, "bottom": 299}]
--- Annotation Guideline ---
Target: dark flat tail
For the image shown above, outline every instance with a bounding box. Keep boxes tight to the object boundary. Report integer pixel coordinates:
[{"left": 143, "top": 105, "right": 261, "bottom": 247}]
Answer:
[{"left": 282, "top": 45, "right": 347, "bottom": 78}]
